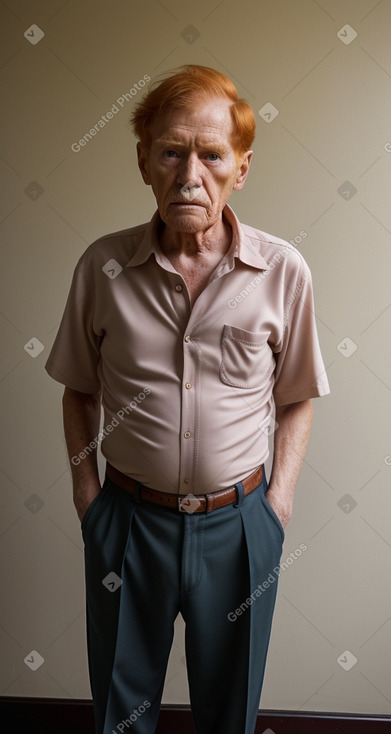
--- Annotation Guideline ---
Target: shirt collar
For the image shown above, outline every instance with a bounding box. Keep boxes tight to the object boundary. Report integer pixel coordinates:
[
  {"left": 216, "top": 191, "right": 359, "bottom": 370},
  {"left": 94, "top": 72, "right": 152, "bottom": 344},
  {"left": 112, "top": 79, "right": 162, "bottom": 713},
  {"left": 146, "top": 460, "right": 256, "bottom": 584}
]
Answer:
[
  {"left": 125, "top": 205, "right": 269, "bottom": 272},
  {"left": 125, "top": 209, "right": 162, "bottom": 268},
  {"left": 222, "top": 205, "right": 269, "bottom": 271}
]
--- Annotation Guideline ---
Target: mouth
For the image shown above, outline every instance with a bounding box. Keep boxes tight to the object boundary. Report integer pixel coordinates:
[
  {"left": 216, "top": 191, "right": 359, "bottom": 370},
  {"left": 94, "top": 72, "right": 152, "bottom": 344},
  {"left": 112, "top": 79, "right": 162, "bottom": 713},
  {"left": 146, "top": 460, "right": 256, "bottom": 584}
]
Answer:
[{"left": 170, "top": 201, "right": 205, "bottom": 207}]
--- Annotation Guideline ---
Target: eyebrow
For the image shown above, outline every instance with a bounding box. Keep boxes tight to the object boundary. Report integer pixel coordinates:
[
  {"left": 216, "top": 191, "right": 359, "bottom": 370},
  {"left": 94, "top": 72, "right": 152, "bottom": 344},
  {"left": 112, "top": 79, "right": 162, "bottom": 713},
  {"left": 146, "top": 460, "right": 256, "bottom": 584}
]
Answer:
[
  {"left": 154, "top": 135, "right": 228, "bottom": 155},
  {"left": 154, "top": 135, "right": 184, "bottom": 147}
]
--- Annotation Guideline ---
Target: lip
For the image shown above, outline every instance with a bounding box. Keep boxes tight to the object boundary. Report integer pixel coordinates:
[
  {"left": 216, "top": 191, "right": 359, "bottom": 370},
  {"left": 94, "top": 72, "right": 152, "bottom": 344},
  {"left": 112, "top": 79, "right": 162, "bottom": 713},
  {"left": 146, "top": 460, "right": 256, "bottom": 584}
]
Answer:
[{"left": 170, "top": 202, "right": 204, "bottom": 207}]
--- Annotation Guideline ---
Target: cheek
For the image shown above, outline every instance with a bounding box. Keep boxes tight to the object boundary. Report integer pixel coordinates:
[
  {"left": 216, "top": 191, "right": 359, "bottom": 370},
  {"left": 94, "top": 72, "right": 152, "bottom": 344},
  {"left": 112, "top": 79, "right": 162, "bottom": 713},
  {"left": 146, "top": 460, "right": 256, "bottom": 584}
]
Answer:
[
  {"left": 208, "top": 175, "right": 238, "bottom": 199},
  {"left": 209, "top": 162, "right": 239, "bottom": 187},
  {"left": 159, "top": 159, "right": 176, "bottom": 170},
  {"left": 150, "top": 167, "right": 173, "bottom": 188}
]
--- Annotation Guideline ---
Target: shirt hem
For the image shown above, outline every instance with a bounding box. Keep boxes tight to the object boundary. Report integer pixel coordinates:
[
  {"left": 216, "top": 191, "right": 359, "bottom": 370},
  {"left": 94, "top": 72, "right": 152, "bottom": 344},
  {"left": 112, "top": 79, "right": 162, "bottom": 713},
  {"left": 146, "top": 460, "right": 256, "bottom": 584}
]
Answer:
[
  {"left": 274, "top": 384, "right": 330, "bottom": 407},
  {"left": 45, "top": 363, "right": 101, "bottom": 394}
]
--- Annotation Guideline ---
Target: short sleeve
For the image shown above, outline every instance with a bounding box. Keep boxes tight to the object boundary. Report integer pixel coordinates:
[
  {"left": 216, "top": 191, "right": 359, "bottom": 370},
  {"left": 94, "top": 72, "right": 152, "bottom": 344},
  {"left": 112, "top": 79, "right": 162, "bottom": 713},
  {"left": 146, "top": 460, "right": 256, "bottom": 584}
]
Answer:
[
  {"left": 45, "top": 252, "right": 103, "bottom": 393},
  {"left": 273, "top": 260, "right": 330, "bottom": 406}
]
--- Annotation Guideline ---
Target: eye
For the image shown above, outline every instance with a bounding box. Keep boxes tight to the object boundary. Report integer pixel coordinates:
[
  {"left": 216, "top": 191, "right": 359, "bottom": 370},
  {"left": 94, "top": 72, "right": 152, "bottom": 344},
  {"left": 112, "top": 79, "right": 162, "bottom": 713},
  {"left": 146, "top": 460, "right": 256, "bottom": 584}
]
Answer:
[
  {"left": 206, "top": 153, "right": 220, "bottom": 161},
  {"left": 165, "top": 150, "right": 179, "bottom": 158}
]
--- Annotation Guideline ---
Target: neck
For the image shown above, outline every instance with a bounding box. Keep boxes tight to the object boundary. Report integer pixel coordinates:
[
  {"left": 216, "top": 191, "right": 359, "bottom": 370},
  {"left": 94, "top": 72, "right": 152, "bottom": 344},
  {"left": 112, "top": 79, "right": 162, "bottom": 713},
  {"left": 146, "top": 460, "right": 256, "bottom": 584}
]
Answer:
[{"left": 159, "top": 216, "right": 232, "bottom": 261}]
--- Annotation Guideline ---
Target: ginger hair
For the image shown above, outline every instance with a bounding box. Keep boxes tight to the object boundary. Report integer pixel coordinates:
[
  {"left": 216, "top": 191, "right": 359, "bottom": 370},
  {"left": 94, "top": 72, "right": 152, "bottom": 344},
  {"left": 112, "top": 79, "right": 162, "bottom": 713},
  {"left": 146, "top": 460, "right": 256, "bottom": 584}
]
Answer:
[{"left": 130, "top": 64, "right": 255, "bottom": 155}]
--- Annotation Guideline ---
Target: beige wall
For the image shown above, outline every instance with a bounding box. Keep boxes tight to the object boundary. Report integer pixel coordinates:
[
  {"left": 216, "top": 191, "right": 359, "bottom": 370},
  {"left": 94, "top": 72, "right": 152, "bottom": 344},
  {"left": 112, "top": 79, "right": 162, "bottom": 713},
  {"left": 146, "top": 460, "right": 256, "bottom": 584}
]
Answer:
[{"left": 1, "top": 0, "right": 391, "bottom": 715}]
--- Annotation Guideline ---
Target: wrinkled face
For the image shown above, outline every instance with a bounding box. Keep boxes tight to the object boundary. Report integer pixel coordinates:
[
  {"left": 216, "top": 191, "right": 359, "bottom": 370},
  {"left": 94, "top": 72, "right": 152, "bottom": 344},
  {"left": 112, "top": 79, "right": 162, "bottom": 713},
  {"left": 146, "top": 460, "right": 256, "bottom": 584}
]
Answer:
[{"left": 137, "top": 97, "right": 252, "bottom": 234}]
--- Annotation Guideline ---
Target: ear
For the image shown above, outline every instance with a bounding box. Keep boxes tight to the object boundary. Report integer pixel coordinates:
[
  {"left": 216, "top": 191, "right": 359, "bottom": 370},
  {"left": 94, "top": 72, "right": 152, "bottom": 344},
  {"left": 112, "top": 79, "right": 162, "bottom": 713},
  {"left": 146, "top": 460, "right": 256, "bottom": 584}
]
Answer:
[
  {"left": 137, "top": 142, "right": 151, "bottom": 185},
  {"left": 233, "top": 150, "right": 253, "bottom": 191}
]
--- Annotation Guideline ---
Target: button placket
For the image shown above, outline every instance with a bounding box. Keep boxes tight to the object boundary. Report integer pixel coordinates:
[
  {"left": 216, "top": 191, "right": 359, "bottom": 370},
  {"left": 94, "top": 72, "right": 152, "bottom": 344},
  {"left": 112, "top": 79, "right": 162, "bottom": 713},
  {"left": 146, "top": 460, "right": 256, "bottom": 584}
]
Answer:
[{"left": 179, "top": 327, "right": 199, "bottom": 493}]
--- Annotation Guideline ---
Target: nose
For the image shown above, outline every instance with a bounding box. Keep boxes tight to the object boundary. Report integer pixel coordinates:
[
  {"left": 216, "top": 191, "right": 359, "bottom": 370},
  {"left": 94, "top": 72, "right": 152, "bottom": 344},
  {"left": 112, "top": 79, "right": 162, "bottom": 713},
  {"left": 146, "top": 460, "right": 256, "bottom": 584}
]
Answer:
[{"left": 176, "top": 153, "right": 202, "bottom": 188}]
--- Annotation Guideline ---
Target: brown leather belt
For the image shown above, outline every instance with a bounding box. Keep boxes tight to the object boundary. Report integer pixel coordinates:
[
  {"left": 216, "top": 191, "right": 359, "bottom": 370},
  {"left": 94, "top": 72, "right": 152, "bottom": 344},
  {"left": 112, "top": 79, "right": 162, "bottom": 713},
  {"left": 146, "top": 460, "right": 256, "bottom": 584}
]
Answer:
[{"left": 106, "top": 463, "right": 263, "bottom": 514}]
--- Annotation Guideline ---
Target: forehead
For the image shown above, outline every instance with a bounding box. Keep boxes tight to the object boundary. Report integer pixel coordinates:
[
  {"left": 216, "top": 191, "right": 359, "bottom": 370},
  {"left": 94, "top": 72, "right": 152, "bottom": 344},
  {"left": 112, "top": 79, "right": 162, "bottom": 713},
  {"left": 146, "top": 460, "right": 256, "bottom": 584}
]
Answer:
[{"left": 150, "top": 97, "right": 234, "bottom": 147}]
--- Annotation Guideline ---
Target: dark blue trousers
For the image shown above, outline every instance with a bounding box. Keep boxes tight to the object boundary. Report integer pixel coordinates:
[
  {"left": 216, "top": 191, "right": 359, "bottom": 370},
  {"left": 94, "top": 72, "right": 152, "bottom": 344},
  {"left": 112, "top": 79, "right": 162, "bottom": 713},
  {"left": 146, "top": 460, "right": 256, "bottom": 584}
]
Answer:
[{"left": 82, "top": 468, "right": 284, "bottom": 734}]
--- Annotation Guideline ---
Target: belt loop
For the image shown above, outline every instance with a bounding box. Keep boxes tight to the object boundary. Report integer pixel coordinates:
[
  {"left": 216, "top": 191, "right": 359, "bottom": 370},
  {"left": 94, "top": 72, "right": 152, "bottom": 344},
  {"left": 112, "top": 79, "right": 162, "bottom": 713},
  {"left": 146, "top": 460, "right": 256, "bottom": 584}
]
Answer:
[
  {"left": 261, "top": 464, "right": 268, "bottom": 493},
  {"left": 233, "top": 481, "right": 245, "bottom": 508},
  {"left": 132, "top": 481, "right": 143, "bottom": 504}
]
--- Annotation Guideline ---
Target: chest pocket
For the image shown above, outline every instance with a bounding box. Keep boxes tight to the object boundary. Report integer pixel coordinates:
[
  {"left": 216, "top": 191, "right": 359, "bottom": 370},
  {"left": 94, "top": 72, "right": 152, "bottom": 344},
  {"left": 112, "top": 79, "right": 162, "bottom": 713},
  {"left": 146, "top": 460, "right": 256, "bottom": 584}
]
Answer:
[{"left": 219, "top": 324, "right": 274, "bottom": 389}]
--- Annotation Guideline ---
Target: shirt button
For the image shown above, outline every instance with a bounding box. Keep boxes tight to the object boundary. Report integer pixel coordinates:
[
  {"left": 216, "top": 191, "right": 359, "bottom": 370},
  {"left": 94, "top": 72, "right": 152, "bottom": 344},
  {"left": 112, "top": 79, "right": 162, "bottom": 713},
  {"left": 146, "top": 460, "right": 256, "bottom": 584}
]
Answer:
[
  {"left": 184, "top": 335, "right": 191, "bottom": 343},
  {"left": 184, "top": 431, "right": 191, "bottom": 438},
  {"left": 185, "top": 382, "right": 192, "bottom": 389},
  {"left": 175, "top": 284, "right": 183, "bottom": 292}
]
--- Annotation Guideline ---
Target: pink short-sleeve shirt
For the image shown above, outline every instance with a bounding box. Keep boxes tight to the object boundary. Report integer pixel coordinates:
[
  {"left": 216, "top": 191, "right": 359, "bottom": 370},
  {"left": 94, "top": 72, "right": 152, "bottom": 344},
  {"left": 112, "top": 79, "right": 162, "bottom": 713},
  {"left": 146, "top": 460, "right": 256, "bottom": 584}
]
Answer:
[{"left": 45, "top": 205, "right": 330, "bottom": 494}]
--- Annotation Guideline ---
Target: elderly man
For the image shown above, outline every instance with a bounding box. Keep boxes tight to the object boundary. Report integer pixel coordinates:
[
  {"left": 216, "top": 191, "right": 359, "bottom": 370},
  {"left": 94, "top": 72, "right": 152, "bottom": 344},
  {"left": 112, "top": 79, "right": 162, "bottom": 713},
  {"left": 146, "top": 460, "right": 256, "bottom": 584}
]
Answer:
[{"left": 45, "top": 65, "right": 329, "bottom": 734}]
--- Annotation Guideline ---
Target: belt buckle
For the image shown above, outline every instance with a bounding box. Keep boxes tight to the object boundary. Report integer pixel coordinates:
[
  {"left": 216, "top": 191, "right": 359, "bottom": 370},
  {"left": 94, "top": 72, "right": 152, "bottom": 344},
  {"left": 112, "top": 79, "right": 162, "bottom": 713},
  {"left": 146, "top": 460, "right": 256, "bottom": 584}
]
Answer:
[{"left": 177, "top": 493, "right": 203, "bottom": 514}]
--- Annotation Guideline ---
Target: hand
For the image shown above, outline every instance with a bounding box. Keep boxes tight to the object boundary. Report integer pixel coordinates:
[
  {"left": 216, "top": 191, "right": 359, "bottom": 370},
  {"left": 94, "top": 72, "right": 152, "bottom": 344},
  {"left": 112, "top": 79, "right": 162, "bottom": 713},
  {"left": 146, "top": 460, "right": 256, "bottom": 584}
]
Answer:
[{"left": 265, "top": 488, "right": 292, "bottom": 529}]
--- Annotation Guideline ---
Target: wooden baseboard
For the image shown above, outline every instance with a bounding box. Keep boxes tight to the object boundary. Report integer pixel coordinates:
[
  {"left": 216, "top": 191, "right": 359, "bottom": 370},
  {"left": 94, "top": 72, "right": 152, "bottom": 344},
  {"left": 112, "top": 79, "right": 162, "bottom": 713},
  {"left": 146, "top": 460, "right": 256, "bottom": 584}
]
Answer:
[{"left": 0, "top": 697, "right": 390, "bottom": 733}]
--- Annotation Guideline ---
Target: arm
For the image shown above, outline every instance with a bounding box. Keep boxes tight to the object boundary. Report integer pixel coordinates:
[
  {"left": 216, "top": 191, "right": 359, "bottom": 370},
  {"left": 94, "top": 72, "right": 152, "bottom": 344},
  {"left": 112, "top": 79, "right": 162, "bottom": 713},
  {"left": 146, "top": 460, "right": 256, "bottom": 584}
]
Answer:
[
  {"left": 62, "top": 386, "right": 102, "bottom": 522},
  {"left": 266, "top": 399, "right": 313, "bottom": 528}
]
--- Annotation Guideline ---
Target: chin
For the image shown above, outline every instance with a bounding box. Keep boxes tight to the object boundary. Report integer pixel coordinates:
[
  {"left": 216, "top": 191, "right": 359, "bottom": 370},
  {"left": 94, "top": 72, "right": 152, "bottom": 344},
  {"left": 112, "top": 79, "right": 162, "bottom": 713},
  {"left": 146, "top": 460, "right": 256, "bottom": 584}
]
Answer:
[{"left": 166, "top": 210, "right": 207, "bottom": 232}]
